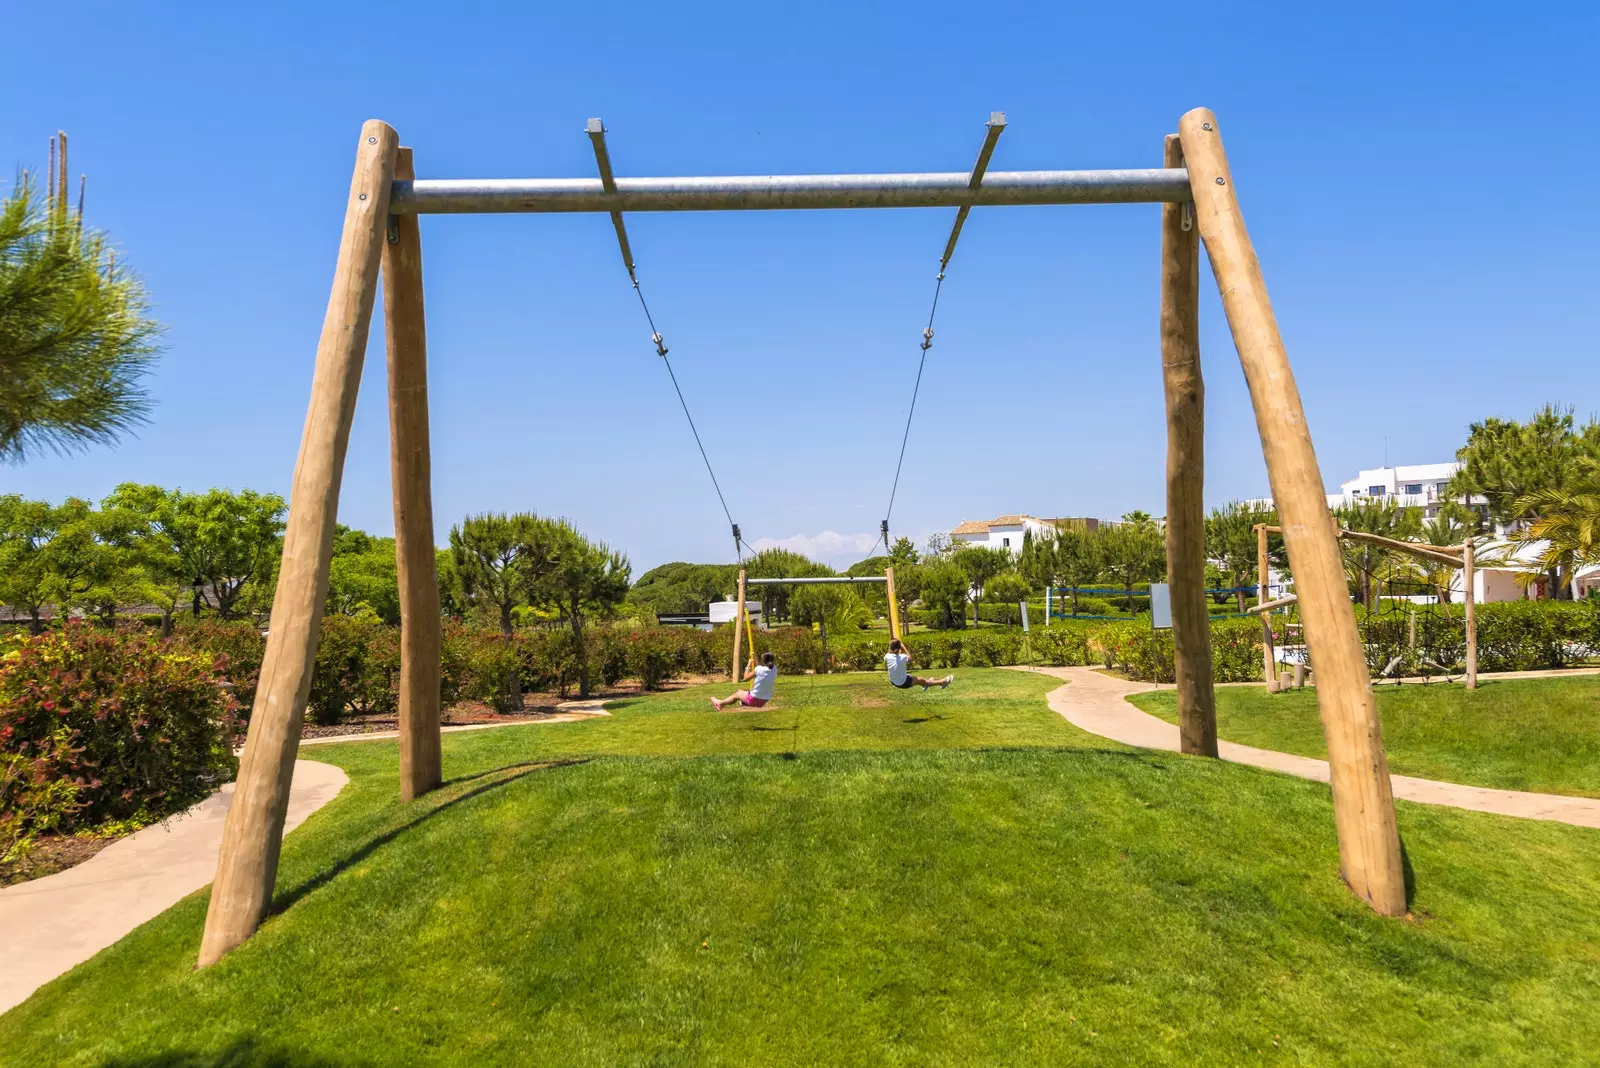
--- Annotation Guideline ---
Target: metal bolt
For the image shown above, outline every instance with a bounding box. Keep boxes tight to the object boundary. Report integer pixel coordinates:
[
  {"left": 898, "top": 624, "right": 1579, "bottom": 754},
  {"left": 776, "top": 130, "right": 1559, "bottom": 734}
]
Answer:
[
  {"left": 1215, "top": 177, "right": 1226, "bottom": 185},
  {"left": 359, "top": 193, "right": 368, "bottom": 201},
  {"left": 1202, "top": 122, "right": 1212, "bottom": 131},
  {"left": 367, "top": 136, "right": 377, "bottom": 144}
]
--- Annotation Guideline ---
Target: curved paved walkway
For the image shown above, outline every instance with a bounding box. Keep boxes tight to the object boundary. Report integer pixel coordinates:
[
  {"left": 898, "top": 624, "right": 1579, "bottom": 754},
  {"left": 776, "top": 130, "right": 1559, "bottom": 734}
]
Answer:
[
  {"left": 1020, "top": 666, "right": 1600, "bottom": 830},
  {"left": 297, "top": 698, "right": 610, "bottom": 748},
  {"left": 0, "top": 759, "right": 348, "bottom": 1014}
]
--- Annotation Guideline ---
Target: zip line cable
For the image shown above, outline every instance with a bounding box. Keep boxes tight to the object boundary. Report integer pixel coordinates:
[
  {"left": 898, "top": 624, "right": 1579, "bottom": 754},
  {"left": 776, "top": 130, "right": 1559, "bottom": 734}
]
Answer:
[
  {"left": 883, "top": 273, "right": 944, "bottom": 531},
  {"left": 632, "top": 281, "right": 737, "bottom": 535},
  {"left": 589, "top": 118, "right": 745, "bottom": 561}
]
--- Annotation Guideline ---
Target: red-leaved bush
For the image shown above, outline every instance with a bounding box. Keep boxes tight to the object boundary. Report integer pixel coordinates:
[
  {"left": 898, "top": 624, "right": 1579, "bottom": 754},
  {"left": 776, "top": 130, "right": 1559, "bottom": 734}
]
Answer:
[{"left": 0, "top": 626, "right": 240, "bottom": 846}]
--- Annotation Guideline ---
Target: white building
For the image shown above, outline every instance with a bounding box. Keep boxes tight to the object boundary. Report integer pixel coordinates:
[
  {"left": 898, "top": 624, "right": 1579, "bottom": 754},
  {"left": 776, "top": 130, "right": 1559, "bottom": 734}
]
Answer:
[
  {"left": 1454, "top": 541, "right": 1600, "bottom": 602},
  {"left": 949, "top": 514, "right": 1102, "bottom": 554},
  {"left": 1330, "top": 462, "right": 1484, "bottom": 519},
  {"left": 1252, "top": 461, "right": 1489, "bottom": 523}
]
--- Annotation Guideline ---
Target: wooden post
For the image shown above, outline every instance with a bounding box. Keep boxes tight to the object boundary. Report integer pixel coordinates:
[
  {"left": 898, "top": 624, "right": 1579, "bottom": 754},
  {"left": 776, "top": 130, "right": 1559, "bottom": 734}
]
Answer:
[
  {"left": 885, "top": 566, "right": 902, "bottom": 640},
  {"left": 1257, "top": 523, "right": 1277, "bottom": 691},
  {"left": 199, "top": 121, "right": 400, "bottom": 966},
  {"left": 1160, "top": 133, "right": 1217, "bottom": 758},
  {"left": 383, "top": 147, "right": 442, "bottom": 802},
  {"left": 1463, "top": 538, "right": 1477, "bottom": 690},
  {"left": 730, "top": 568, "right": 748, "bottom": 681},
  {"left": 1181, "top": 108, "right": 1406, "bottom": 917}
]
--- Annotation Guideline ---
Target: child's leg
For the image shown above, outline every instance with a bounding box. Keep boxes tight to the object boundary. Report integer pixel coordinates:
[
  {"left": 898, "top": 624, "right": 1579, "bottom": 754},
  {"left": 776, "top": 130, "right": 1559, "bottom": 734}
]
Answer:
[
  {"left": 712, "top": 689, "right": 751, "bottom": 710},
  {"left": 911, "top": 675, "right": 953, "bottom": 689}
]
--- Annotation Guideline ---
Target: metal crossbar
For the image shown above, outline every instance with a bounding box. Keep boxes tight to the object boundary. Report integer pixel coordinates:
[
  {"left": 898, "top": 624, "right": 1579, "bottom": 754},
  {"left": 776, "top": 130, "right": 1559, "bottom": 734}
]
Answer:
[
  {"left": 390, "top": 169, "right": 1192, "bottom": 214},
  {"left": 746, "top": 576, "right": 889, "bottom": 586}
]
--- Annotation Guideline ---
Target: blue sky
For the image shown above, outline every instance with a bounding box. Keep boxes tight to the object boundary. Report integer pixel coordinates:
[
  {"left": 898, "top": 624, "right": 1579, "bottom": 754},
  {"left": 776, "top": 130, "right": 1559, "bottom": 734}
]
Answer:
[{"left": 4, "top": 1, "right": 1595, "bottom": 572}]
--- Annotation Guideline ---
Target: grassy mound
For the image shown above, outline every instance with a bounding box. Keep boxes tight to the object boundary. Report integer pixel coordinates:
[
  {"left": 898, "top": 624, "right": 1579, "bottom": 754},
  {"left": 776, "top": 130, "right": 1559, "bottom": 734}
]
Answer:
[
  {"left": 5, "top": 671, "right": 1600, "bottom": 1065},
  {"left": 1132, "top": 675, "right": 1600, "bottom": 798}
]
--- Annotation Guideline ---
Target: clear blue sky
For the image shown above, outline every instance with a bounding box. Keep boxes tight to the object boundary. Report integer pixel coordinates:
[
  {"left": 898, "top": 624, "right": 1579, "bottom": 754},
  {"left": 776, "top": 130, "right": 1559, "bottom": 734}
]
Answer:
[{"left": 4, "top": 1, "right": 1595, "bottom": 572}]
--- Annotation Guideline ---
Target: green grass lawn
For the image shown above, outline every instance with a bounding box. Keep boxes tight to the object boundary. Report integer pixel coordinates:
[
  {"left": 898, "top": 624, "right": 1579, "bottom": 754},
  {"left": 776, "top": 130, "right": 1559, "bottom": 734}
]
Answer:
[
  {"left": 6, "top": 670, "right": 1600, "bottom": 1065},
  {"left": 1132, "top": 675, "right": 1600, "bottom": 798}
]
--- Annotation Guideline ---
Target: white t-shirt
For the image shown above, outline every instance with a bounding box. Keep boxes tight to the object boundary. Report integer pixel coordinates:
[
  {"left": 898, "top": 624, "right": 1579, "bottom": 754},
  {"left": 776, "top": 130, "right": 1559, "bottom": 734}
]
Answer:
[
  {"left": 885, "top": 652, "right": 910, "bottom": 686},
  {"left": 750, "top": 663, "right": 777, "bottom": 700}
]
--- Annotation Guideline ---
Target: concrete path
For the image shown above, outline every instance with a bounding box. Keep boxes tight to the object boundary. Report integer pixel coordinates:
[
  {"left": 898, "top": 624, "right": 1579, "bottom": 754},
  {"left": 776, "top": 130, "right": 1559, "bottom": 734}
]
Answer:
[
  {"left": 1020, "top": 666, "right": 1600, "bottom": 830},
  {"left": 297, "top": 699, "right": 610, "bottom": 748},
  {"left": 0, "top": 760, "right": 348, "bottom": 1014}
]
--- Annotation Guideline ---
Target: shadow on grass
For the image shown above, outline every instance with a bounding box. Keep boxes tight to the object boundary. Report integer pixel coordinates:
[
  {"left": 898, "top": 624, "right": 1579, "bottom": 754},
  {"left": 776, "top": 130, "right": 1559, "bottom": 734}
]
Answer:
[
  {"left": 97, "top": 1035, "right": 364, "bottom": 1067},
  {"left": 270, "top": 759, "right": 588, "bottom": 917},
  {"left": 1401, "top": 836, "right": 1417, "bottom": 909},
  {"left": 902, "top": 715, "right": 948, "bottom": 724}
]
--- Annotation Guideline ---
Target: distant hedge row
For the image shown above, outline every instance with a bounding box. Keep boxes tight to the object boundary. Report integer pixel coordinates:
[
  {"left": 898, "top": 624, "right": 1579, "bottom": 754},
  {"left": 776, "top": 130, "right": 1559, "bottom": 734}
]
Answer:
[{"left": 165, "top": 600, "right": 1600, "bottom": 724}]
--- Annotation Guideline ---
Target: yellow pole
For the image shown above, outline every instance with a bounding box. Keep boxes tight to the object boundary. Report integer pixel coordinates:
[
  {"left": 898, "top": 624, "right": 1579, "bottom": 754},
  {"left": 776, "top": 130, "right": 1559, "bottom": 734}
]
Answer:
[
  {"left": 885, "top": 566, "right": 902, "bottom": 640},
  {"left": 730, "top": 568, "right": 747, "bottom": 681}
]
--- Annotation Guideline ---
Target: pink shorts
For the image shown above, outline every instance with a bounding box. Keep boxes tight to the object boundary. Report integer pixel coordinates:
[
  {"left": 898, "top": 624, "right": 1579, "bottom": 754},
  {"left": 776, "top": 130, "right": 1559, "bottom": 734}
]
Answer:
[{"left": 741, "top": 694, "right": 769, "bottom": 708}]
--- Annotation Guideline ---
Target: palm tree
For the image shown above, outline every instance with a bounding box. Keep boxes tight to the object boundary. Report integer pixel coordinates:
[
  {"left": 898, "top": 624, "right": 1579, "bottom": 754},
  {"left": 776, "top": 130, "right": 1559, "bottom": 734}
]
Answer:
[
  {"left": 1417, "top": 514, "right": 1467, "bottom": 603},
  {"left": 1334, "top": 498, "right": 1421, "bottom": 609},
  {"left": 1511, "top": 476, "right": 1600, "bottom": 597}
]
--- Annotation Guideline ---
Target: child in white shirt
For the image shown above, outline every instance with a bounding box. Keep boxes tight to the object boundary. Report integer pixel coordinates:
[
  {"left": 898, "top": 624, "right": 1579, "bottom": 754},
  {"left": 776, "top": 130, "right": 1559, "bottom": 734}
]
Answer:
[
  {"left": 712, "top": 651, "right": 778, "bottom": 711},
  {"left": 884, "top": 639, "right": 952, "bottom": 691}
]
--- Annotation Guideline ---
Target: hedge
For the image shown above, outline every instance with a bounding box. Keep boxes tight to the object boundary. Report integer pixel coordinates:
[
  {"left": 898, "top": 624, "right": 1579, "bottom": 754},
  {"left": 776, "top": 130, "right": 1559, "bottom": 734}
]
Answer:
[
  {"left": 41, "top": 600, "right": 1600, "bottom": 735},
  {"left": 1, "top": 626, "right": 240, "bottom": 863}
]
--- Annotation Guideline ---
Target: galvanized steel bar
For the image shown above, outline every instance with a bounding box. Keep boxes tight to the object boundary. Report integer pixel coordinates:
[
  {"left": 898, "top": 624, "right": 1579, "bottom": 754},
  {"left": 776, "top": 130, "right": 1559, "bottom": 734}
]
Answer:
[
  {"left": 585, "top": 118, "right": 637, "bottom": 277},
  {"left": 745, "top": 576, "right": 889, "bottom": 586},
  {"left": 390, "top": 168, "right": 1192, "bottom": 215},
  {"left": 939, "top": 111, "right": 1007, "bottom": 270}
]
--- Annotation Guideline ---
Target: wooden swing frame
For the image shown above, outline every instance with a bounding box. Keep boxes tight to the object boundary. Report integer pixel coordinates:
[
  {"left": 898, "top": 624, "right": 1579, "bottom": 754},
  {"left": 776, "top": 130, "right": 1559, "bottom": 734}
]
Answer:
[{"left": 198, "top": 109, "right": 1410, "bottom": 967}]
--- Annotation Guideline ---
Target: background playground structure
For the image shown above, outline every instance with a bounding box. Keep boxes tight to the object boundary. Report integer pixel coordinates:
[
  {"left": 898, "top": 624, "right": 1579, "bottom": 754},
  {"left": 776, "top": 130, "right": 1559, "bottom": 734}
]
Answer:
[{"left": 1251, "top": 522, "right": 1481, "bottom": 692}]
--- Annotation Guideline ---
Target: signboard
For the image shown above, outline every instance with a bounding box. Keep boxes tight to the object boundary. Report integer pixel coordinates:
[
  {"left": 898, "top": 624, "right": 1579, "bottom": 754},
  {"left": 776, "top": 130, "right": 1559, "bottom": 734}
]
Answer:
[
  {"left": 708, "top": 600, "right": 762, "bottom": 625},
  {"left": 1149, "top": 583, "right": 1172, "bottom": 629}
]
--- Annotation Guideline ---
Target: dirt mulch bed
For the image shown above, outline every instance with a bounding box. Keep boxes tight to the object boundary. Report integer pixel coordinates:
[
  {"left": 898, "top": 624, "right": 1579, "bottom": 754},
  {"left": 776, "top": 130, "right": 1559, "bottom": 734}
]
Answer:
[
  {"left": 1, "top": 833, "right": 120, "bottom": 888},
  {"left": 298, "top": 674, "right": 719, "bottom": 740}
]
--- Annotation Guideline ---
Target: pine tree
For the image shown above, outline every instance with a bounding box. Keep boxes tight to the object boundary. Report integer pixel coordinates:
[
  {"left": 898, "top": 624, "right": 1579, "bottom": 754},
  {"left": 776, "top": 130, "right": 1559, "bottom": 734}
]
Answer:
[{"left": 1, "top": 171, "right": 161, "bottom": 461}]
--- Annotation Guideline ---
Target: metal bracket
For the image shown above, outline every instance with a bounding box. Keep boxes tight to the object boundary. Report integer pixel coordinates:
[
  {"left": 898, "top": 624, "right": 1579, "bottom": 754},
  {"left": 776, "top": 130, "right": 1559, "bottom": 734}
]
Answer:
[
  {"left": 386, "top": 215, "right": 400, "bottom": 245},
  {"left": 586, "top": 118, "right": 638, "bottom": 279},
  {"left": 937, "top": 111, "right": 1008, "bottom": 272},
  {"left": 1180, "top": 201, "right": 1193, "bottom": 232}
]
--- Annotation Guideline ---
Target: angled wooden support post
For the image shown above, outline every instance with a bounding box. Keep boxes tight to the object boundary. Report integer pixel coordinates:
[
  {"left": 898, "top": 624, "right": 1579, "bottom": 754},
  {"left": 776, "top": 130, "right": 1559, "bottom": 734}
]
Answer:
[
  {"left": 199, "top": 121, "right": 400, "bottom": 967},
  {"left": 1463, "top": 538, "right": 1478, "bottom": 690},
  {"left": 1180, "top": 108, "right": 1406, "bottom": 917},
  {"left": 731, "top": 568, "right": 748, "bottom": 681},
  {"left": 384, "top": 147, "right": 443, "bottom": 802},
  {"left": 885, "top": 566, "right": 902, "bottom": 640},
  {"left": 1160, "top": 132, "right": 1217, "bottom": 757}
]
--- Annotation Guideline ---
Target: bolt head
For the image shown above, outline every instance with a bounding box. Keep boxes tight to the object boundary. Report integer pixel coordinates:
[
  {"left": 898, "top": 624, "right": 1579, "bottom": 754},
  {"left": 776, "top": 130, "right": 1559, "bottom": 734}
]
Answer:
[
  {"left": 1215, "top": 177, "right": 1226, "bottom": 185},
  {"left": 359, "top": 192, "right": 368, "bottom": 200},
  {"left": 367, "top": 135, "right": 377, "bottom": 144},
  {"left": 1202, "top": 122, "right": 1213, "bottom": 131}
]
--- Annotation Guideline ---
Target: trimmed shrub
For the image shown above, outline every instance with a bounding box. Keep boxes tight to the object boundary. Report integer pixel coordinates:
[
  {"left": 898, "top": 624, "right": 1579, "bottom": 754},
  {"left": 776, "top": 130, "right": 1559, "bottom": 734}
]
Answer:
[
  {"left": 0, "top": 626, "right": 239, "bottom": 852},
  {"left": 308, "top": 616, "right": 399, "bottom": 724},
  {"left": 168, "top": 619, "right": 267, "bottom": 716}
]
